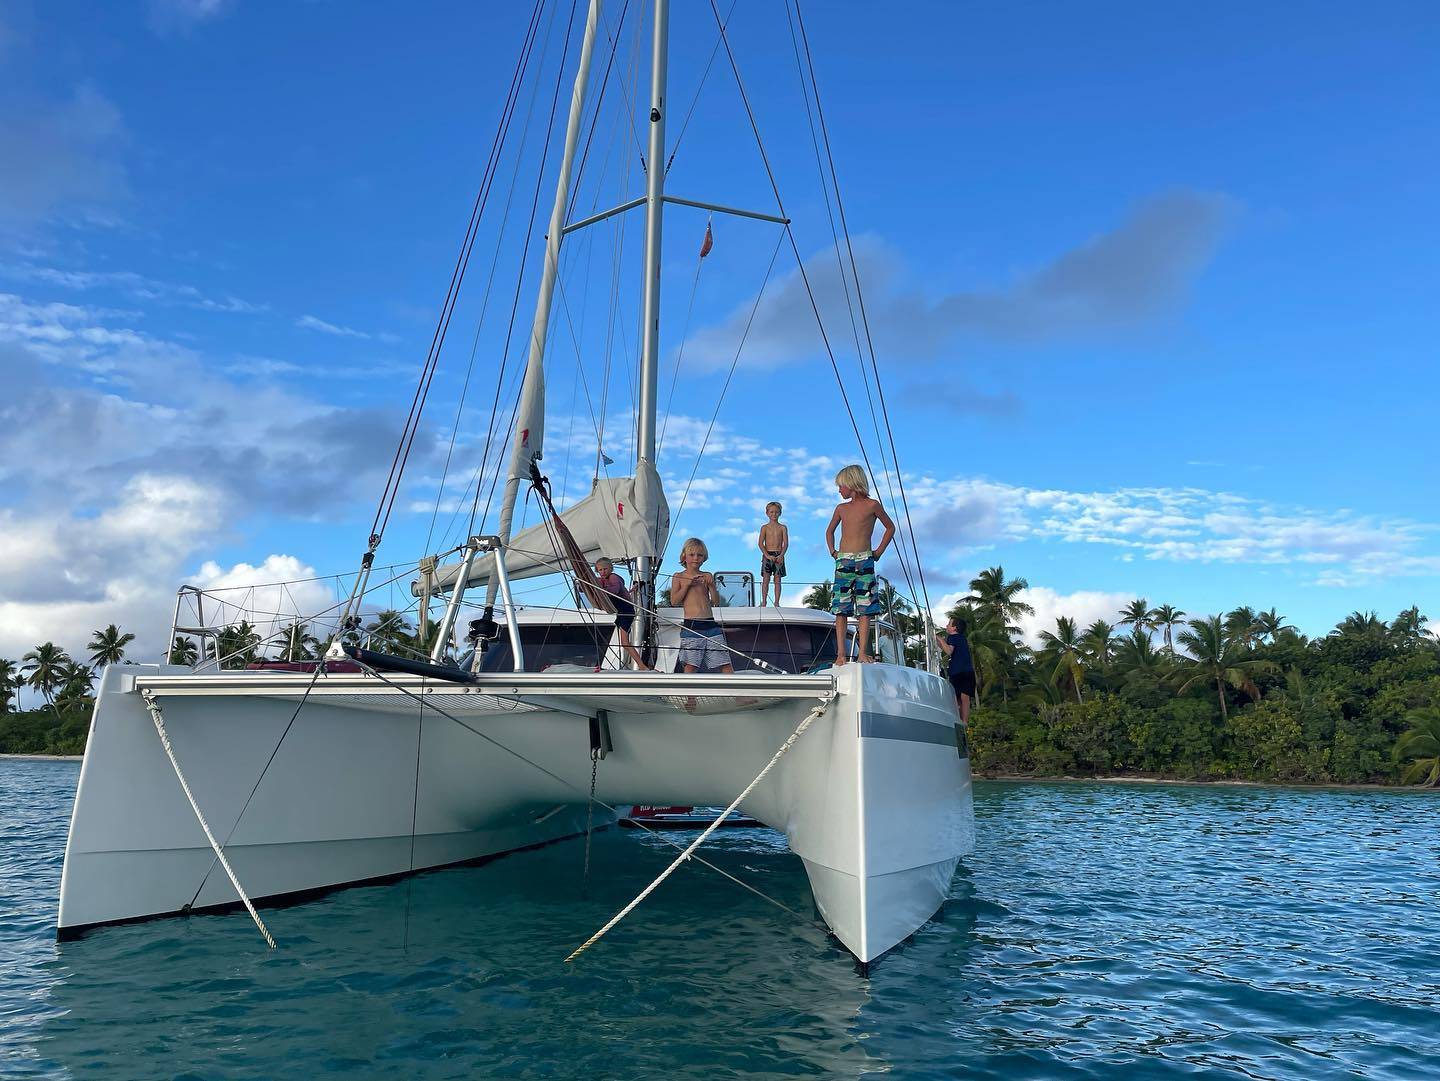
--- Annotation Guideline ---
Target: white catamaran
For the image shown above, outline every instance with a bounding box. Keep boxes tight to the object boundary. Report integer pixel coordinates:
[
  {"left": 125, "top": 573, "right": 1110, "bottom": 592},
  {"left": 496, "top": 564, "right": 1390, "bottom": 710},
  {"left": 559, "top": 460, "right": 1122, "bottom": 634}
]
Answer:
[{"left": 58, "top": 0, "right": 974, "bottom": 965}]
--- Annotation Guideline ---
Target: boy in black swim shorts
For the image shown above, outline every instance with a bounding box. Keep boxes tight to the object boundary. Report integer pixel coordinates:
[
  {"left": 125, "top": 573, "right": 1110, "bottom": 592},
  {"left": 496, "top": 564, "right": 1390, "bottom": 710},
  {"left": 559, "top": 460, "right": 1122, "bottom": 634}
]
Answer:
[
  {"left": 936, "top": 616, "right": 974, "bottom": 723},
  {"left": 594, "top": 557, "right": 650, "bottom": 670},
  {"left": 757, "top": 501, "right": 789, "bottom": 607}
]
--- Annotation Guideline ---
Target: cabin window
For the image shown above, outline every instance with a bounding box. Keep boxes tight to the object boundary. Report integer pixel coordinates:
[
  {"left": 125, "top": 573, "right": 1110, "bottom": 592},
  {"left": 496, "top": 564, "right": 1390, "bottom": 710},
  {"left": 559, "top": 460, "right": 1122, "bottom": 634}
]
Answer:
[
  {"left": 720, "top": 623, "right": 842, "bottom": 674},
  {"left": 475, "top": 622, "right": 612, "bottom": 674},
  {"left": 712, "top": 571, "right": 754, "bottom": 607}
]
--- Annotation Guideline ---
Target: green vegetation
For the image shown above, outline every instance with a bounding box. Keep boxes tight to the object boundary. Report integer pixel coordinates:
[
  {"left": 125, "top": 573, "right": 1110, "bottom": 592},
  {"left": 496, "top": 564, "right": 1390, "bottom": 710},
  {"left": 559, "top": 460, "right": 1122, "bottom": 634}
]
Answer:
[
  {"left": 0, "top": 612, "right": 447, "bottom": 755},
  {"left": 4, "top": 584, "right": 1440, "bottom": 788},
  {"left": 952, "top": 567, "right": 1440, "bottom": 786},
  {"left": 3, "top": 641, "right": 97, "bottom": 755}
]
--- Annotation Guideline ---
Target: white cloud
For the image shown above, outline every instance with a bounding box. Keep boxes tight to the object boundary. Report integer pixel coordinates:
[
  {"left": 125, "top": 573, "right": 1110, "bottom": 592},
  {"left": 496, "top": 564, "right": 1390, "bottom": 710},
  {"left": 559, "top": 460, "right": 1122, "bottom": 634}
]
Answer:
[
  {"left": 1011, "top": 587, "right": 1137, "bottom": 646},
  {"left": 540, "top": 413, "right": 1440, "bottom": 595},
  {"left": 147, "top": 0, "right": 233, "bottom": 34},
  {"left": 297, "top": 314, "right": 370, "bottom": 339},
  {"left": 0, "top": 474, "right": 225, "bottom": 659},
  {"left": 187, "top": 555, "right": 339, "bottom": 643},
  {"left": 0, "top": 278, "right": 440, "bottom": 662},
  {"left": 0, "top": 263, "right": 265, "bottom": 314},
  {"left": 901, "top": 476, "right": 1439, "bottom": 587},
  {"left": 0, "top": 468, "right": 340, "bottom": 661}
]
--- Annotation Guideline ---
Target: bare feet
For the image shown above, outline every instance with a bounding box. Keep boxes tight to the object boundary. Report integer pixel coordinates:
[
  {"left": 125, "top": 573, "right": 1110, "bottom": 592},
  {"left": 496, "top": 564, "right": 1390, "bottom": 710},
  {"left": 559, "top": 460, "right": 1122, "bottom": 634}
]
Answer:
[
  {"left": 834, "top": 657, "right": 848, "bottom": 667},
  {"left": 857, "top": 654, "right": 874, "bottom": 664}
]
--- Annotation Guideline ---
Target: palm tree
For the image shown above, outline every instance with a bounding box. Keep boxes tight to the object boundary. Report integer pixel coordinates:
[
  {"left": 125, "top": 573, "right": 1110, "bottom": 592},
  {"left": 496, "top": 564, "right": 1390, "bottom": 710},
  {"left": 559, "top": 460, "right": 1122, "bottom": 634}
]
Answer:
[
  {"left": 961, "top": 610, "right": 1019, "bottom": 707},
  {"left": 1117, "top": 598, "right": 1153, "bottom": 636},
  {"left": 1081, "top": 619, "right": 1117, "bottom": 672},
  {"left": 1333, "top": 611, "right": 1388, "bottom": 638},
  {"left": 0, "top": 658, "right": 18, "bottom": 714},
  {"left": 210, "top": 621, "right": 261, "bottom": 669},
  {"left": 274, "top": 621, "right": 320, "bottom": 662},
  {"left": 1255, "top": 608, "right": 1292, "bottom": 642},
  {"left": 1113, "top": 626, "right": 1166, "bottom": 685},
  {"left": 1036, "top": 616, "right": 1086, "bottom": 702},
  {"left": 54, "top": 662, "right": 95, "bottom": 713},
  {"left": 363, "top": 610, "right": 413, "bottom": 655},
  {"left": 801, "top": 582, "right": 833, "bottom": 611},
  {"left": 967, "top": 566, "right": 1034, "bottom": 625},
  {"left": 1174, "top": 616, "right": 1276, "bottom": 720},
  {"left": 87, "top": 624, "right": 136, "bottom": 667},
  {"left": 1393, "top": 707, "right": 1440, "bottom": 786},
  {"left": 21, "top": 642, "right": 72, "bottom": 710},
  {"left": 1390, "top": 606, "right": 1430, "bottom": 647},
  {"left": 1224, "top": 606, "right": 1261, "bottom": 650},
  {"left": 168, "top": 636, "right": 199, "bottom": 666},
  {"left": 1019, "top": 678, "right": 1069, "bottom": 729},
  {"left": 1148, "top": 604, "right": 1187, "bottom": 652}
]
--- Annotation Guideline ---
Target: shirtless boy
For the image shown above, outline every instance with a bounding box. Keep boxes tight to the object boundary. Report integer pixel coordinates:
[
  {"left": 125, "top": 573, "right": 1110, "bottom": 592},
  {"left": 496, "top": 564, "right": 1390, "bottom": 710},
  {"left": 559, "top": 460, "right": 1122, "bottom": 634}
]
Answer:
[
  {"left": 670, "top": 537, "right": 733, "bottom": 673},
  {"left": 757, "top": 501, "right": 789, "bottom": 607},
  {"left": 824, "top": 464, "right": 895, "bottom": 665}
]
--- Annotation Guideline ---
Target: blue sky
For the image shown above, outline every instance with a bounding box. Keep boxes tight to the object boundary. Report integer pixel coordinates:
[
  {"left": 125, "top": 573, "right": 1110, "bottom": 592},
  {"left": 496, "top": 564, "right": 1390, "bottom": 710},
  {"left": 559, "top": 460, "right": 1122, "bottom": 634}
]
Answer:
[{"left": 1, "top": 0, "right": 1437, "bottom": 660}]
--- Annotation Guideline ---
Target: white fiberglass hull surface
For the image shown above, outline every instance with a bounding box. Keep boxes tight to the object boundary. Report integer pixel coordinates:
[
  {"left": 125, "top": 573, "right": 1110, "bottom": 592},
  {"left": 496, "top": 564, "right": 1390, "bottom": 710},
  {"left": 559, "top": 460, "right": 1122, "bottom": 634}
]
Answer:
[{"left": 60, "top": 662, "right": 973, "bottom": 962}]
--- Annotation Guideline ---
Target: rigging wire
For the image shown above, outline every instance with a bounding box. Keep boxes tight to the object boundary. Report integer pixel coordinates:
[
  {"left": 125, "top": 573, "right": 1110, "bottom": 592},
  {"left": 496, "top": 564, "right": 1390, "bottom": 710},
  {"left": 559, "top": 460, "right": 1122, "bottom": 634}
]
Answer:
[
  {"left": 792, "top": 0, "right": 933, "bottom": 617},
  {"left": 706, "top": 0, "right": 930, "bottom": 616},
  {"left": 565, "top": 0, "right": 634, "bottom": 222},
  {"left": 702, "top": 0, "right": 872, "bottom": 477},
  {"left": 464, "top": 0, "right": 585, "bottom": 540},
  {"left": 447, "top": 0, "right": 575, "bottom": 552},
  {"left": 662, "top": 0, "right": 739, "bottom": 176},
  {"left": 366, "top": 0, "right": 548, "bottom": 555},
  {"left": 348, "top": 659, "right": 806, "bottom": 918},
  {"left": 432, "top": 1, "right": 570, "bottom": 555},
  {"left": 655, "top": 216, "right": 709, "bottom": 457},
  {"left": 426, "top": 1, "right": 557, "bottom": 553},
  {"left": 781, "top": 0, "right": 922, "bottom": 609},
  {"left": 662, "top": 232, "right": 786, "bottom": 553}
]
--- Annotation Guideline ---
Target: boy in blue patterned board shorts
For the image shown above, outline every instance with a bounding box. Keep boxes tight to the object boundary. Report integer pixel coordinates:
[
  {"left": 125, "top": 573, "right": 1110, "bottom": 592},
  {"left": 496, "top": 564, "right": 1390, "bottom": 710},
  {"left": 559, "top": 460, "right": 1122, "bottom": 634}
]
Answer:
[
  {"left": 671, "top": 537, "right": 734, "bottom": 674},
  {"left": 824, "top": 464, "right": 896, "bottom": 665}
]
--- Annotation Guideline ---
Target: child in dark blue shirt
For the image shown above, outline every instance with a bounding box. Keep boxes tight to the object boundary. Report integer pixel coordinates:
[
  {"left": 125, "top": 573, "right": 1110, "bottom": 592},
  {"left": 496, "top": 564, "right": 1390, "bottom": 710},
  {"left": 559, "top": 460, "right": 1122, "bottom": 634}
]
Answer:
[{"left": 936, "top": 616, "right": 974, "bottom": 723}]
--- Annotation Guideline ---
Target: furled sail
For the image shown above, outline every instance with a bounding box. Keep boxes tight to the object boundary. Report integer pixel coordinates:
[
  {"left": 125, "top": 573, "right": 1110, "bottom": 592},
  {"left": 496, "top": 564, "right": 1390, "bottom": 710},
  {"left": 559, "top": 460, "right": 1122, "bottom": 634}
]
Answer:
[{"left": 421, "top": 463, "right": 669, "bottom": 594}]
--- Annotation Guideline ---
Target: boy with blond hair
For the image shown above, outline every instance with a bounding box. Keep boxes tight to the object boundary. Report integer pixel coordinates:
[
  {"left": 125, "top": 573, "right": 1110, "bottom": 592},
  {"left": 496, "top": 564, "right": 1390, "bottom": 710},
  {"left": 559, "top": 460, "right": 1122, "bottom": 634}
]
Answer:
[
  {"left": 757, "top": 501, "right": 789, "bottom": 607},
  {"left": 824, "top": 464, "right": 895, "bottom": 665},
  {"left": 593, "top": 556, "right": 650, "bottom": 670},
  {"left": 670, "top": 537, "right": 733, "bottom": 673}
]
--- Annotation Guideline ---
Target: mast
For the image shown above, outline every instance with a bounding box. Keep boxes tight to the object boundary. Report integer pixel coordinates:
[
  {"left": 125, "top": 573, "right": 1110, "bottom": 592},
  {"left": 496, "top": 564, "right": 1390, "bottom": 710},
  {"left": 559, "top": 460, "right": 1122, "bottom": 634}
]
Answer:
[
  {"left": 438, "top": 0, "right": 603, "bottom": 657},
  {"left": 633, "top": 0, "right": 669, "bottom": 650}
]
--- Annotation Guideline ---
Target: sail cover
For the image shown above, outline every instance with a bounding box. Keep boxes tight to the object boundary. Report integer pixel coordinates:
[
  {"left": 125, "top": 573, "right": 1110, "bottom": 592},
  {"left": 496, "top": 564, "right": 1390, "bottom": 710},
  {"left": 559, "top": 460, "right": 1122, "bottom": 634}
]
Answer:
[{"left": 422, "top": 462, "right": 670, "bottom": 594}]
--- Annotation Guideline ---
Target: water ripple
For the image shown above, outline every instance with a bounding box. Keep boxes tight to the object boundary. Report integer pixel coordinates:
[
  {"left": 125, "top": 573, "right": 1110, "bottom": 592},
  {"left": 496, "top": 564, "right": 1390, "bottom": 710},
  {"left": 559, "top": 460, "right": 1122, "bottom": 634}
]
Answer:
[{"left": 3, "top": 763, "right": 1438, "bottom": 1079}]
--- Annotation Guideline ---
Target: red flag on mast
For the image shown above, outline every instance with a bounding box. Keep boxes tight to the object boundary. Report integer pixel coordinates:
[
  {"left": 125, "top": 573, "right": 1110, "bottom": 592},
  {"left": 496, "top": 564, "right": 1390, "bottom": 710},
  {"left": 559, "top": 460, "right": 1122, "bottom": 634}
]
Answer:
[{"left": 699, "top": 220, "right": 713, "bottom": 258}]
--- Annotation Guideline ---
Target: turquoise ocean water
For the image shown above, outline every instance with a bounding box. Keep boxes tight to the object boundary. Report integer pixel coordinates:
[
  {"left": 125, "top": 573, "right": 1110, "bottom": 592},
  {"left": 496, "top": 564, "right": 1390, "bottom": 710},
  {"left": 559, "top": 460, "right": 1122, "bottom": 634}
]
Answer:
[{"left": 2, "top": 758, "right": 1437, "bottom": 1079}]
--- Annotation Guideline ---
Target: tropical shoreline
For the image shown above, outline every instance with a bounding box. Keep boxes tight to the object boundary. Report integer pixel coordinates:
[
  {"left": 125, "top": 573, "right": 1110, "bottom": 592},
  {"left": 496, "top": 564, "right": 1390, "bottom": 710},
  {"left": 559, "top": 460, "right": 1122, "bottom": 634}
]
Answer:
[
  {"left": 980, "top": 772, "right": 1435, "bottom": 792},
  {"left": 3, "top": 754, "right": 1428, "bottom": 793},
  {"left": 1, "top": 753, "right": 82, "bottom": 761}
]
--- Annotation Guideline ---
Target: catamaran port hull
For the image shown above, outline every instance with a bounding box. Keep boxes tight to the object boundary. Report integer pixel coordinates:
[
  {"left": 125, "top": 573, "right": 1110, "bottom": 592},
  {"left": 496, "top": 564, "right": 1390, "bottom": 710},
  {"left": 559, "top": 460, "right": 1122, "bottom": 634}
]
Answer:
[{"left": 59, "top": 662, "right": 973, "bottom": 962}]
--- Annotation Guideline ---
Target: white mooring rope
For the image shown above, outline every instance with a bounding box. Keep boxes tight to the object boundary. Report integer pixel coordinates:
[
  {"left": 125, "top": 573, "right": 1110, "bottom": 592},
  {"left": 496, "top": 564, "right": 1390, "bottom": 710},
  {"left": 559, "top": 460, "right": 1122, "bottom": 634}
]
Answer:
[
  {"left": 141, "top": 691, "right": 277, "bottom": 949},
  {"left": 564, "top": 687, "right": 837, "bottom": 962}
]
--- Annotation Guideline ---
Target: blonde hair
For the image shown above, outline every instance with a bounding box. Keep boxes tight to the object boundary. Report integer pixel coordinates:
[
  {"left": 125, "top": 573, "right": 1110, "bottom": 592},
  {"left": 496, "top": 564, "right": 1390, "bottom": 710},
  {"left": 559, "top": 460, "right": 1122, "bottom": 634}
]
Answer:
[
  {"left": 679, "top": 537, "right": 709, "bottom": 564},
  {"left": 765, "top": 501, "right": 782, "bottom": 515},
  {"left": 835, "top": 464, "right": 869, "bottom": 496},
  {"left": 595, "top": 556, "right": 614, "bottom": 574}
]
